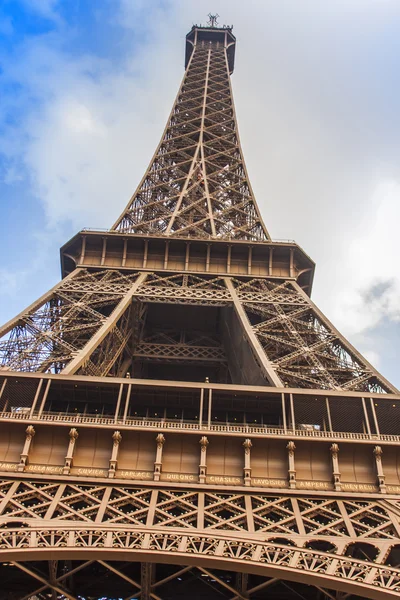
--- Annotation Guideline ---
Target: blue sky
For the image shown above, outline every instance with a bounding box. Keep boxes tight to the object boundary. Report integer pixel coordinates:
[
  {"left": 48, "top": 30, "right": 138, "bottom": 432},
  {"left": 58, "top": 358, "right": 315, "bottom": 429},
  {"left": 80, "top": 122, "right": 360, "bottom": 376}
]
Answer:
[{"left": 0, "top": 0, "right": 399, "bottom": 387}]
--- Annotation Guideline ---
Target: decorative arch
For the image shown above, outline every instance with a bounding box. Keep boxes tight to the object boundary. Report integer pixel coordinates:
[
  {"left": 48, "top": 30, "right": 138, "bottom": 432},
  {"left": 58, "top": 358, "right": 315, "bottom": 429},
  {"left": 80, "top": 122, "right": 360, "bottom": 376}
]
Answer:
[
  {"left": 0, "top": 526, "right": 399, "bottom": 599},
  {"left": 385, "top": 544, "right": 400, "bottom": 567},
  {"left": 345, "top": 541, "right": 380, "bottom": 562},
  {"left": 304, "top": 540, "right": 338, "bottom": 553}
]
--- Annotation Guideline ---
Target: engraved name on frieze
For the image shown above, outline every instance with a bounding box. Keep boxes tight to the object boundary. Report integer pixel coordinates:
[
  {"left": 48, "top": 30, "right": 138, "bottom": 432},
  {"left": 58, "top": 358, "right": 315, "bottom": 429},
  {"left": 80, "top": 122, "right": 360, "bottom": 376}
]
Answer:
[
  {"left": 252, "top": 478, "right": 288, "bottom": 488},
  {"left": 0, "top": 462, "right": 17, "bottom": 471},
  {"left": 118, "top": 470, "right": 153, "bottom": 480},
  {"left": 207, "top": 475, "right": 242, "bottom": 484},
  {"left": 162, "top": 472, "right": 197, "bottom": 482},
  {"left": 75, "top": 467, "right": 108, "bottom": 477},
  {"left": 25, "top": 464, "right": 63, "bottom": 474}
]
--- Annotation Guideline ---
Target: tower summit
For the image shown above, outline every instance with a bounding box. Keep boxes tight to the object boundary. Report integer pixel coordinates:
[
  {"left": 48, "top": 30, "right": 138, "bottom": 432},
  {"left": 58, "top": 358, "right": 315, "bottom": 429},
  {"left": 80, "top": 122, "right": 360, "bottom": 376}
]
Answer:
[
  {"left": 0, "top": 19, "right": 399, "bottom": 600},
  {"left": 112, "top": 18, "right": 263, "bottom": 241}
]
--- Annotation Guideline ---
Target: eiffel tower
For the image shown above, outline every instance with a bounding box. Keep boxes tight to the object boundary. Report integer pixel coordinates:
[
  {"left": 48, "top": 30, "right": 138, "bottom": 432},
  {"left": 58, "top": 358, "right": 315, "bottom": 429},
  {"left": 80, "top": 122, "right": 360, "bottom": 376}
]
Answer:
[{"left": 0, "top": 16, "right": 400, "bottom": 600}]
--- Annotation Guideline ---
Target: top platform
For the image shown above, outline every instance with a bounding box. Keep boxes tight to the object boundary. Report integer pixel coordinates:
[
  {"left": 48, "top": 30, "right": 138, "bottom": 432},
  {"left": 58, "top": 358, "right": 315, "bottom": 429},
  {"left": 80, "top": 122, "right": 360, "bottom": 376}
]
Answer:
[{"left": 185, "top": 25, "right": 236, "bottom": 73}]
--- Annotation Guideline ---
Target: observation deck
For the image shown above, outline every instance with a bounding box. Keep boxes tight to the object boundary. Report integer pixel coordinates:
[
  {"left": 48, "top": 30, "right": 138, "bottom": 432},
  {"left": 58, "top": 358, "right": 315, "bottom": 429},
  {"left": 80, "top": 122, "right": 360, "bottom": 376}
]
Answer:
[{"left": 185, "top": 24, "right": 236, "bottom": 73}]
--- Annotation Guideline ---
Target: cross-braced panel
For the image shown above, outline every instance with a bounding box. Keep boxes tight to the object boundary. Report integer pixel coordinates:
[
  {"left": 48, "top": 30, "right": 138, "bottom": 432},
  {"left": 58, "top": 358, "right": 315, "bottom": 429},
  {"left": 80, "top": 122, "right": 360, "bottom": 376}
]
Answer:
[
  {"left": 1, "top": 478, "right": 400, "bottom": 597},
  {"left": 113, "top": 41, "right": 268, "bottom": 241},
  {"left": 0, "top": 270, "right": 139, "bottom": 374},
  {"left": 1, "top": 479, "right": 399, "bottom": 549},
  {"left": 77, "top": 302, "right": 133, "bottom": 377},
  {"left": 0, "top": 558, "right": 375, "bottom": 600},
  {"left": 134, "top": 329, "right": 226, "bottom": 363},
  {"left": 232, "top": 278, "right": 393, "bottom": 393},
  {"left": 136, "top": 273, "right": 230, "bottom": 305}
]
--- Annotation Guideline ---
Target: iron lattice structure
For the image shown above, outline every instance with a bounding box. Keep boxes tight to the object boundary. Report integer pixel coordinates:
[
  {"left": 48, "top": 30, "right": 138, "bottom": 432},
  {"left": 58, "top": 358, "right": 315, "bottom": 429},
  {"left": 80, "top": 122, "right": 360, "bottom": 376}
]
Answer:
[
  {"left": 0, "top": 19, "right": 399, "bottom": 600},
  {"left": 112, "top": 25, "right": 268, "bottom": 241}
]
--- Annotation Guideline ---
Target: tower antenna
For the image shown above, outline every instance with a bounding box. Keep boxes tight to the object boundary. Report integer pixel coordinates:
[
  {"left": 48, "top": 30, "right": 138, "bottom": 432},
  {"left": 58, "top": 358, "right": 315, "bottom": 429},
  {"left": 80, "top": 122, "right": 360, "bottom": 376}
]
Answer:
[{"left": 207, "top": 13, "right": 219, "bottom": 27}]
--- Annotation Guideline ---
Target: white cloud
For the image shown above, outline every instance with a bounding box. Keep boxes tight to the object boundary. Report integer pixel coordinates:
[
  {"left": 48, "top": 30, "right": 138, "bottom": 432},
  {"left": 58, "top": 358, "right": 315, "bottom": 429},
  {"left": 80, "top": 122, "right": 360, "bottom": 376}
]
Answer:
[
  {"left": 1, "top": 0, "right": 400, "bottom": 383},
  {"left": 323, "top": 180, "right": 400, "bottom": 334},
  {"left": 18, "top": 0, "right": 61, "bottom": 21},
  {"left": 362, "top": 349, "right": 381, "bottom": 369}
]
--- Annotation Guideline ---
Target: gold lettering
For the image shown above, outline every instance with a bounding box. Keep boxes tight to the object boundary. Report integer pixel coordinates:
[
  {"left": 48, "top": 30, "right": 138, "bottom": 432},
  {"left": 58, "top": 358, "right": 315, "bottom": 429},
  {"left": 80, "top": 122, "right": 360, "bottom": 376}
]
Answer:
[
  {"left": 207, "top": 476, "right": 241, "bottom": 484},
  {"left": 341, "top": 483, "right": 377, "bottom": 492},
  {"left": 0, "top": 462, "right": 17, "bottom": 471},
  {"left": 163, "top": 473, "right": 196, "bottom": 482},
  {"left": 252, "top": 478, "right": 287, "bottom": 487},
  {"left": 297, "top": 481, "right": 330, "bottom": 490},
  {"left": 76, "top": 468, "right": 107, "bottom": 477},
  {"left": 118, "top": 470, "right": 152, "bottom": 480},
  {"left": 26, "top": 465, "right": 63, "bottom": 474}
]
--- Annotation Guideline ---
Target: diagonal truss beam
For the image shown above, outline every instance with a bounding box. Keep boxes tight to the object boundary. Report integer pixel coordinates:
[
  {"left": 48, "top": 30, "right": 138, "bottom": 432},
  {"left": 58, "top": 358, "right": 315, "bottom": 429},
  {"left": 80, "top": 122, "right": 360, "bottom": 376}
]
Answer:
[
  {"left": 62, "top": 272, "right": 147, "bottom": 375},
  {"left": 13, "top": 561, "right": 78, "bottom": 600},
  {"left": 225, "top": 277, "right": 283, "bottom": 386},
  {"left": 198, "top": 567, "right": 247, "bottom": 600},
  {"left": 0, "top": 269, "right": 82, "bottom": 341},
  {"left": 112, "top": 33, "right": 269, "bottom": 241},
  {"left": 292, "top": 281, "right": 398, "bottom": 394}
]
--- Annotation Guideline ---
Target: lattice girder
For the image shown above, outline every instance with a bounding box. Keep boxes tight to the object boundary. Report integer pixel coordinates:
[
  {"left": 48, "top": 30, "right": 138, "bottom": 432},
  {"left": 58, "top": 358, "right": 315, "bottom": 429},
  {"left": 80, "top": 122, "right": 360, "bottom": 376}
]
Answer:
[
  {"left": 232, "top": 278, "right": 395, "bottom": 393},
  {"left": 0, "top": 270, "right": 395, "bottom": 392},
  {"left": 0, "top": 269, "right": 140, "bottom": 374},
  {"left": 112, "top": 36, "right": 269, "bottom": 241}
]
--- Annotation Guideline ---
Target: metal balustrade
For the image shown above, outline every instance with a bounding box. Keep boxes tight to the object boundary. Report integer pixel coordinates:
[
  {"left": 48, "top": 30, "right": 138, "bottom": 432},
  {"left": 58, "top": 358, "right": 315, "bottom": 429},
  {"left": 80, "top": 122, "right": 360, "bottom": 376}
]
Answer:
[{"left": 1, "top": 409, "right": 399, "bottom": 443}]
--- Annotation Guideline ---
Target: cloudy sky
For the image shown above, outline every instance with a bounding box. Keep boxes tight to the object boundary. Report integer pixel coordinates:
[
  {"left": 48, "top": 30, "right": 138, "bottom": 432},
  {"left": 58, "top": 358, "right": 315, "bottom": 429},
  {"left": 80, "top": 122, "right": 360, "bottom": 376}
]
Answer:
[{"left": 0, "top": 0, "right": 399, "bottom": 388}]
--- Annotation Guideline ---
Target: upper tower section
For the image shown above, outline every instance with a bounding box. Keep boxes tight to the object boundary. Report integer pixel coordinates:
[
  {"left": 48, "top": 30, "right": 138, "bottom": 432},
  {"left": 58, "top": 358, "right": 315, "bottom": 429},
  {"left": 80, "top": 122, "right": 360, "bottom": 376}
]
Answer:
[
  {"left": 112, "top": 18, "right": 269, "bottom": 241},
  {"left": 185, "top": 22, "right": 236, "bottom": 74}
]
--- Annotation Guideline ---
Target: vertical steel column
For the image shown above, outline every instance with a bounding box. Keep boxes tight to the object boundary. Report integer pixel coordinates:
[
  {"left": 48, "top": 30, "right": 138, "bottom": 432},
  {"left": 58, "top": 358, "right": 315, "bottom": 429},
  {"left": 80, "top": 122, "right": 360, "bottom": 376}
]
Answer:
[
  {"left": 281, "top": 393, "right": 287, "bottom": 433},
  {"left": 361, "top": 397, "right": 372, "bottom": 436},
  {"left": 199, "top": 388, "right": 204, "bottom": 428},
  {"left": 325, "top": 397, "right": 333, "bottom": 432},
  {"left": 207, "top": 388, "right": 213, "bottom": 428},
  {"left": 290, "top": 393, "right": 296, "bottom": 433},
  {"left": 123, "top": 384, "right": 132, "bottom": 423},
  {"left": 370, "top": 398, "right": 380, "bottom": 435},
  {"left": 114, "top": 384, "right": 124, "bottom": 423},
  {"left": 37, "top": 379, "right": 51, "bottom": 417},
  {"left": 29, "top": 379, "right": 44, "bottom": 418}
]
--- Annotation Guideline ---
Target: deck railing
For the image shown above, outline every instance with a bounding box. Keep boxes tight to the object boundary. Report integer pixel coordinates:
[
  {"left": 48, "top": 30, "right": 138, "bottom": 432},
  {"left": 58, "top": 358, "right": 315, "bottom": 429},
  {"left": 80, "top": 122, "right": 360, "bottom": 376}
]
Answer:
[{"left": 0, "top": 410, "right": 398, "bottom": 443}]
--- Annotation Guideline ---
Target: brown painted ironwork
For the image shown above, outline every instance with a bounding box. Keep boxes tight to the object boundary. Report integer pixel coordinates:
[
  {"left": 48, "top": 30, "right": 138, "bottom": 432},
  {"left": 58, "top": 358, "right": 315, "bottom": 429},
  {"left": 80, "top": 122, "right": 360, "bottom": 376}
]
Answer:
[{"left": 0, "top": 18, "right": 399, "bottom": 599}]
